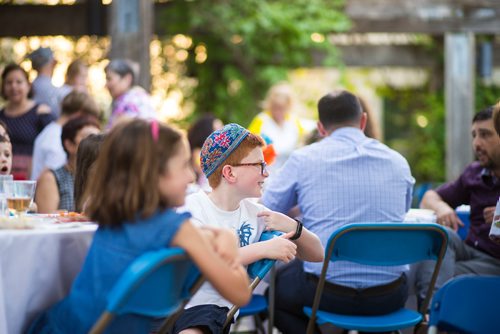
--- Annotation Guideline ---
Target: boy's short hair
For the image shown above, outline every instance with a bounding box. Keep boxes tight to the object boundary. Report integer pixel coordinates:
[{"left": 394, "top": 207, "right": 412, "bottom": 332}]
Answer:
[{"left": 200, "top": 123, "right": 264, "bottom": 189}]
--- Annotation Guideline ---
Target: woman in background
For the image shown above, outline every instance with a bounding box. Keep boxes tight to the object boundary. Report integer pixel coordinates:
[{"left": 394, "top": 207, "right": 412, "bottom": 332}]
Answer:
[
  {"left": 248, "top": 83, "right": 305, "bottom": 169},
  {"left": 104, "top": 59, "right": 156, "bottom": 129},
  {"left": 0, "top": 64, "right": 54, "bottom": 179}
]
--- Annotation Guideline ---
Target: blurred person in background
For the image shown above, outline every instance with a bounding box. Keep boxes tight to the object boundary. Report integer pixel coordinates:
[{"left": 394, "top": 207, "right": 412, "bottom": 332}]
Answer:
[
  {"left": 0, "top": 120, "right": 9, "bottom": 140},
  {"left": 31, "top": 90, "right": 100, "bottom": 180},
  {"left": 104, "top": 59, "right": 156, "bottom": 129},
  {"left": 0, "top": 134, "right": 12, "bottom": 176},
  {"left": 248, "top": 83, "right": 306, "bottom": 169},
  {"left": 35, "top": 115, "right": 100, "bottom": 213},
  {"left": 28, "top": 47, "right": 66, "bottom": 118},
  {"left": 0, "top": 64, "right": 54, "bottom": 180},
  {"left": 187, "top": 113, "right": 223, "bottom": 193},
  {"left": 74, "top": 133, "right": 106, "bottom": 213},
  {"left": 61, "top": 59, "right": 89, "bottom": 95}
]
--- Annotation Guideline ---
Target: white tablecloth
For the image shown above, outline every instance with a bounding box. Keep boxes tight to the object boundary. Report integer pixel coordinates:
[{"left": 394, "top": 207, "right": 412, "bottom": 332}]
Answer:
[{"left": 0, "top": 225, "right": 97, "bottom": 334}]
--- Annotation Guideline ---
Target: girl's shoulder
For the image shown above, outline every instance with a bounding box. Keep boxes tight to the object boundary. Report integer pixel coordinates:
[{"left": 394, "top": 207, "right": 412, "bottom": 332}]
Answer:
[{"left": 97, "top": 209, "right": 192, "bottom": 249}]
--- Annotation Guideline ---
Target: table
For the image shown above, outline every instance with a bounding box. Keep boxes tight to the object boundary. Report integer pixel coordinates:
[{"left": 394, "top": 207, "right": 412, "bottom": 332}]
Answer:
[{"left": 0, "top": 224, "right": 97, "bottom": 334}]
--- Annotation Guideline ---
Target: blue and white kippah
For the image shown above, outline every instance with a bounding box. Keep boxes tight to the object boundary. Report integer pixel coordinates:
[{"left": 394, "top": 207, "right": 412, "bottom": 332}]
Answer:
[{"left": 200, "top": 123, "right": 250, "bottom": 177}]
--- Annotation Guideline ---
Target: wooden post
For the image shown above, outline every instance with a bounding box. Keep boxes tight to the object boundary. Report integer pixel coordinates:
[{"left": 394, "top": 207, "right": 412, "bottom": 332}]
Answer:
[
  {"left": 108, "top": 0, "right": 153, "bottom": 91},
  {"left": 445, "top": 33, "right": 475, "bottom": 181}
]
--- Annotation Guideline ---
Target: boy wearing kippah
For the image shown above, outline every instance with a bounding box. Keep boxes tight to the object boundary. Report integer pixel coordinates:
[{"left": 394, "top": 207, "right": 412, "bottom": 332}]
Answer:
[{"left": 173, "top": 123, "right": 323, "bottom": 334}]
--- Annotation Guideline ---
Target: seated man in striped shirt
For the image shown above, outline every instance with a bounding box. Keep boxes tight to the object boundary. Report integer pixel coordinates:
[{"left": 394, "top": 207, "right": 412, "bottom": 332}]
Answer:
[{"left": 262, "top": 90, "right": 415, "bottom": 334}]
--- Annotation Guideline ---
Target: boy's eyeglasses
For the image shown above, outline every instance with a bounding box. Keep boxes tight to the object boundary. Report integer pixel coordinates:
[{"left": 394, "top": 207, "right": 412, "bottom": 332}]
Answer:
[{"left": 232, "top": 161, "right": 268, "bottom": 175}]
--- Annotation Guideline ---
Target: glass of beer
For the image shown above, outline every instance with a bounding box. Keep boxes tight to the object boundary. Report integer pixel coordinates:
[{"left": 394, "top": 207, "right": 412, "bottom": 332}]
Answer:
[{"left": 4, "top": 180, "right": 36, "bottom": 216}]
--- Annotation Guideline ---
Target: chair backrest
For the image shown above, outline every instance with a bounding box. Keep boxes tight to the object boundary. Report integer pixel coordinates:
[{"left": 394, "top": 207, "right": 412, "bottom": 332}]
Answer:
[
  {"left": 307, "top": 222, "right": 448, "bottom": 322},
  {"left": 325, "top": 223, "right": 448, "bottom": 266},
  {"left": 429, "top": 276, "right": 500, "bottom": 333},
  {"left": 223, "top": 230, "right": 282, "bottom": 329},
  {"left": 247, "top": 230, "right": 282, "bottom": 280},
  {"left": 107, "top": 247, "right": 200, "bottom": 318}
]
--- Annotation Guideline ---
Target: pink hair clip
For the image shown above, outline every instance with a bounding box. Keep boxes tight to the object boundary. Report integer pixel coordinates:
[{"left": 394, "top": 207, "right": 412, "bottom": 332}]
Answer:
[{"left": 150, "top": 119, "right": 159, "bottom": 142}]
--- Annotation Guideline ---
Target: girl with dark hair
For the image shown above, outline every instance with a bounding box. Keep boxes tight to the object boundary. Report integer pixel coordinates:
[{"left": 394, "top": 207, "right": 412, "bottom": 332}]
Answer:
[
  {"left": 34, "top": 115, "right": 100, "bottom": 213},
  {"left": 28, "top": 119, "right": 250, "bottom": 334},
  {"left": 73, "top": 133, "right": 106, "bottom": 213}
]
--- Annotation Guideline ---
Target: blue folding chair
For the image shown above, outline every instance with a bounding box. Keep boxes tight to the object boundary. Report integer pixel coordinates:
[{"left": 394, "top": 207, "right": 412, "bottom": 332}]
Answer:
[
  {"left": 89, "top": 248, "right": 203, "bottom": 334},
  {"left": 223, "top": 230, "right": 281, "bottom": 333},
  {"left": 428, "top": 276, "right": 500, "bottom": 334},
  {"left": 304, "top": 223, "right": 448, "bottom": 334}
]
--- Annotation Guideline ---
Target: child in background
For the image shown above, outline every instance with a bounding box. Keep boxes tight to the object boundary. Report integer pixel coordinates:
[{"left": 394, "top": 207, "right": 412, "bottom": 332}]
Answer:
[
  {"left": 73, "top": 133, "right": 106, "bottom": 213},
  {"left": 28, "top": 119, "right": 251, "bottom": 334},
  {"left": 0, "top": 135, "right": 12, "bottom": 175},
  {"left": 174, "top": 123, "right": 323, "bottom": 334},
  {"left": 0, "top": 120, "right": 9, "bottom": 140}
]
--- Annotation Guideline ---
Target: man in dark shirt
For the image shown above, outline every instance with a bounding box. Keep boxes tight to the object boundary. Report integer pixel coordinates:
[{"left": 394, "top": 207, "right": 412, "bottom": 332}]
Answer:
[{"left": 414, "top": 107, "right": 500, "bottom": 301}]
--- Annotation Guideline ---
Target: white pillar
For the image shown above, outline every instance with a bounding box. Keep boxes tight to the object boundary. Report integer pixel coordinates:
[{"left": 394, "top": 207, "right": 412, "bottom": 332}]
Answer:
[{"left": 445, "top": 33, "right": 475, "bottom": 181}]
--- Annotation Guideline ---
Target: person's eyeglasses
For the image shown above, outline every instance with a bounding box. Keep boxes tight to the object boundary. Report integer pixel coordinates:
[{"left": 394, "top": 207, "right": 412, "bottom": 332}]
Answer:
[{"left": 232, "top": 161, "right": 268, "bottom": 175}]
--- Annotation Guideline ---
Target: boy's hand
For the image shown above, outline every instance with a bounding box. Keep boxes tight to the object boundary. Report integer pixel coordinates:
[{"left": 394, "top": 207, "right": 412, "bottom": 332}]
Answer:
[
  {"left": 201, "top": 226, "right": 240, "bottom": 266},
  {"left": 258, "top": 210, "right": 296, "bottom": 233},
  {"left": 261, "top": 231, "right": 297, "bottom": 263}
]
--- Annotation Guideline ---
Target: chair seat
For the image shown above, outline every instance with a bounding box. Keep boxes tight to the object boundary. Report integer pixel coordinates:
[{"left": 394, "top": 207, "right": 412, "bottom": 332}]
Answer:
[
  {"left": 239, "top": 294, "right": 268, "bottom": 317},
  {"left": 303, "top": 307, "right": 422, "bottom": 332}
]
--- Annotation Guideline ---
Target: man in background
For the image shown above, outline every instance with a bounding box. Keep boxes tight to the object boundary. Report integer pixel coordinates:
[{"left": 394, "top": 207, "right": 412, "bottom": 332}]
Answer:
[{"left": 28, "top": 47, "right": 66, "bottom": 118}]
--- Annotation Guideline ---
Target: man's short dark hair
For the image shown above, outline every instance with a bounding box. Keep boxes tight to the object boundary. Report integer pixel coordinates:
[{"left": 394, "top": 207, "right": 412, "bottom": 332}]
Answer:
[
  {"left": 318, "top": 90, "right": 362, "bottom": 128},
  {"left": 473, "top": 106, "right": 493, "bottom": 123}
]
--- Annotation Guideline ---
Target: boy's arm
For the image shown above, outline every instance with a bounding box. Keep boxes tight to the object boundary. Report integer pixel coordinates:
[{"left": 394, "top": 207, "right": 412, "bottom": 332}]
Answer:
[
  {"left": 172, "top": 220, "right": 251, "bottom": 307},
  {"left": 238, "top": 231, "right": 297, "bottom": 265},
  {"left": 257, "top": 211, "right": 324, "bottom": 262}
]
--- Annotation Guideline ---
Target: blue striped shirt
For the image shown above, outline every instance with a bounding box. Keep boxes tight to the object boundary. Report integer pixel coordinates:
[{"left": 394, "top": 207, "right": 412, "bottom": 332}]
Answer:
[{"left": 262, "top": 127, "right": 415, "bottom": 288}]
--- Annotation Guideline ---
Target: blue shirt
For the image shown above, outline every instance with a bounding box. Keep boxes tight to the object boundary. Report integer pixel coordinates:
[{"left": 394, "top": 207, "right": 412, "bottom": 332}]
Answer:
[
  {"left": 29, "top": 209, "right": 190, "bottom": 334},
  {"left": 32, "top": 74, "right": 67, "bottom": 118},
  {"left": 262, "top": 127, "right": 415, "bottom": 288}
]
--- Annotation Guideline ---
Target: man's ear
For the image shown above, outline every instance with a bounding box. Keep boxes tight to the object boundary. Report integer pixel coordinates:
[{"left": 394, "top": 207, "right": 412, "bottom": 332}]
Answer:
[
  {"left": 63, "top": 139, "right": 77, "bottom": 155},
  {"left": 221, "top": 164, "right": 237, "bottom": 183},
  {"left": 317, "top": 121, "right": 328, "bottom": 137},
  {"left": 360, "top": 112, "right": 368, "bottom": 131}
]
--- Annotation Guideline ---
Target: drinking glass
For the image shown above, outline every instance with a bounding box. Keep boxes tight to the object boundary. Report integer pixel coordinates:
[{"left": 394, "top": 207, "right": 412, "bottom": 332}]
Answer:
[
  {"left": 0, "top": 175, "right": 13, "bottom": 217},
  {"left": 4, "top": 180, "right": 36, "bottom": 216}
]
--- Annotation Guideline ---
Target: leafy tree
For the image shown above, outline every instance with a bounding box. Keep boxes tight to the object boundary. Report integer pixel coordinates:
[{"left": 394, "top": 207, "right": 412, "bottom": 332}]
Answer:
[
  {"left": 380, "top": 80, "right": 500, "bottom": 185},
  {"left": 160, "top": 0, "right": 349, "bottom": 125},
  {"left": 380, "top": 86, "right": 446, "bottom": 183}
]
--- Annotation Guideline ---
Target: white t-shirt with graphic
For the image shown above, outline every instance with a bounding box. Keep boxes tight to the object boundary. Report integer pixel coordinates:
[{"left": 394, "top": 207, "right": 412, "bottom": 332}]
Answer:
[{"left": 182, "top": 190, "right": 266, "bottom": 310}]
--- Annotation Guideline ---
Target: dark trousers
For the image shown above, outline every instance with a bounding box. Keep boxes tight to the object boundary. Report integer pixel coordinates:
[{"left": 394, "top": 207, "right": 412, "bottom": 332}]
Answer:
[{"left": 273, "top": 260, "right": 409, "bottom": 334}]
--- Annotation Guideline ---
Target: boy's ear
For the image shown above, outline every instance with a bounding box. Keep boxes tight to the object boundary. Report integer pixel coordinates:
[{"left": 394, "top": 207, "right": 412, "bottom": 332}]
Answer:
[{"left": 221, "top": 164, "right": 237, "bottom": 183}]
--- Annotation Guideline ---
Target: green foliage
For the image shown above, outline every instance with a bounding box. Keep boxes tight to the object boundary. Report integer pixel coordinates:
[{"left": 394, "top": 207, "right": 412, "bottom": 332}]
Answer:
[
  {"left": 476, "top": 81, "right": 500, "bottom": 110},
  {"left": 160, "top": 0, "right": 349, "bottom": 125},
  {"left": 379, "top": 86, "right": 446, "bottom": 183},
  {"left": 380, "top": 81, "right": 500, "bottom": 184}
]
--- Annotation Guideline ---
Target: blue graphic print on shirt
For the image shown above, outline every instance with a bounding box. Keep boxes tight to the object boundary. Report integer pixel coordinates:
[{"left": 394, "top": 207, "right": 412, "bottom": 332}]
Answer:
[{"left": 238, "top": 221, "right": 254, "bottom": 246}]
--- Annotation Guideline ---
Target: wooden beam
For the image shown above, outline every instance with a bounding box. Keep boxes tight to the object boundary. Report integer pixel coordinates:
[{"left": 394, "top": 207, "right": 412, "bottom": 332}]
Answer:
[
  {"left": 350, "top": 17, "right": 500, "bottom": 35},
  {"left": 1, "top": 2, "right": 500, "bottom": 37},
  {"left": 0, "top": 4, "right": 107, "bottom": 37},
  {"left": 335, "top": 45, "right": 437, "bottom": 67}
]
